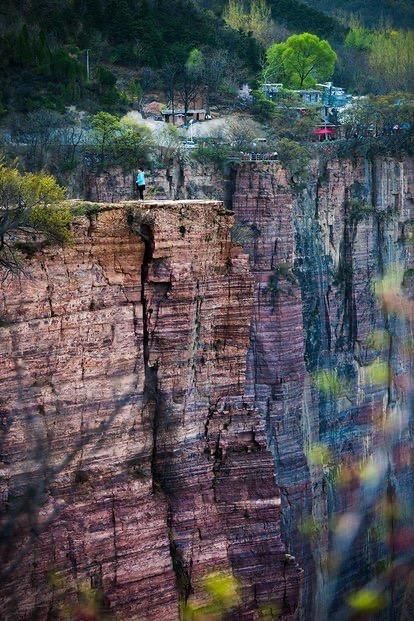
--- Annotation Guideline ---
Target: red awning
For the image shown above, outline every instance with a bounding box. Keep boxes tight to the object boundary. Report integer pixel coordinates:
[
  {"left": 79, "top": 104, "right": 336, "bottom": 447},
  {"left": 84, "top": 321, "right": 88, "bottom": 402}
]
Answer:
[{"left": 313, "top": 127, "right": 336, "bottom": 135}]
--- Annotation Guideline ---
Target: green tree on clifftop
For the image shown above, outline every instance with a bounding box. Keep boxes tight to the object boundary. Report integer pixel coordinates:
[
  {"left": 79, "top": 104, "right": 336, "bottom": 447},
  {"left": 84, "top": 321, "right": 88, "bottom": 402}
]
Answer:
[
  {"left": 89, "top": 112, "right": 154, "bottom": 170},
  {"left": 264, "top": 33, "right": 337, "bottom": 87}
]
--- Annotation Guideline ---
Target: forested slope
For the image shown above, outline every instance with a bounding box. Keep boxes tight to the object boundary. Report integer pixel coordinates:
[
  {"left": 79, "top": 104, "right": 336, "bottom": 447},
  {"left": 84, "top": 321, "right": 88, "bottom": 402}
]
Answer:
[
  {"left": 0, "top": 0, "right": 343, "bottom": 113},
  {"left": 303, "top": 0, "right": 414, "bottom": 28}
]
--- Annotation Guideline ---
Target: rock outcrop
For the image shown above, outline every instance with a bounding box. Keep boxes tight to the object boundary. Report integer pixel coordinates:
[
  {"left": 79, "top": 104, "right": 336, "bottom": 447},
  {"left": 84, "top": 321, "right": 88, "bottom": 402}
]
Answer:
[
  {"left": 232, "top": 157, "right": 414, "bottom": 620},
  {"left": 0, "top": 201, "right": 301, "bottom": 620},
  {"left": 1, "top": 154, "right": 412, "bottom": 621},
  {"left": 80, "top": 161, "right": 229, "bottom": 204}
]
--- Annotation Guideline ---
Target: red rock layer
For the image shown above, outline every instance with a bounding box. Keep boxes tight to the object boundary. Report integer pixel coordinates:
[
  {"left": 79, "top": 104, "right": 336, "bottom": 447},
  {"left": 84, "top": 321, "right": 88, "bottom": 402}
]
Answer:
[
  {"left": 0, "top": 201, "right": 301, "bottom": 620},
  {"left": 231, "top": 164, "right": 314, "bottom": 613},
  {"left": 81, "top": 161, "right": 228, "bottom": 203},
  {"left": 232, "top": 158, "right": 414, "bottom": 619}
]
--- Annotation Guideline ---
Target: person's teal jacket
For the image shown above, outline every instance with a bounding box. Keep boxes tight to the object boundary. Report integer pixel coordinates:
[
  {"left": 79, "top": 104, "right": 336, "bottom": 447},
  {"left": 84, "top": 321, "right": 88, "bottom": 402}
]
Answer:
[{"left": 136, "top": 171, "right": 145, "bottom": 186}]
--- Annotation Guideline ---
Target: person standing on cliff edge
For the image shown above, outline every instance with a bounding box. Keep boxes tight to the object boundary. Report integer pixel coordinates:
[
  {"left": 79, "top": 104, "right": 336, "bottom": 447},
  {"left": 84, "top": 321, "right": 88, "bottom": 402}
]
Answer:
[{"left": 136, "top": 168, "right": 146, "bottom": 200}]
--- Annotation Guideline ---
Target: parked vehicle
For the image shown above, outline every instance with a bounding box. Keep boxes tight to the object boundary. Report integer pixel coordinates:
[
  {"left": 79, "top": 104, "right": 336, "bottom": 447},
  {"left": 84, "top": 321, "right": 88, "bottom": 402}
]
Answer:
[{"left": 182, "top": 140, "right": 197, "bottom": 149}]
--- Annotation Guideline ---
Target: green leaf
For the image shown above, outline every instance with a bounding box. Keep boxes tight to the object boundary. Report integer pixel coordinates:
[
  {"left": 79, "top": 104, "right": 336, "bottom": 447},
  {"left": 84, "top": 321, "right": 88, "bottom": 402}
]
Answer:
[
  {"left": 347, "top": 589, "right": 387, "bottom": 613},
  {"left": 365, "top": 330, "right": 391, "bottom": 351},
  {"left": 366, "top": 359, "right": 390, "bottom": 385},
  {"left": 307, "top": 442, "right": 332, "bottom": 466},
  {"left": 312, "top": 369, "right": 345, "bottom": 397},
  {"left": 203, "top": 572, "right": 240, "bottom": 609}
]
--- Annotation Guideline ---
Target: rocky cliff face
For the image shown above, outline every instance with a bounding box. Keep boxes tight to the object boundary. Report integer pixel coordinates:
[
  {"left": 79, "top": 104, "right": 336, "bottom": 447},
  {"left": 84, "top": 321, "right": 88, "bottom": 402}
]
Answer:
[
  {"left": 79, "top": 161, "right": 229, "bottom": 204},
  {"left": 0, "top": 201, "right": 301, "bottom": 619},
  {"left": 1, "top": 156, "right": 412, "bottom": 621},
  {"left": 232, "top": 157, "right": 413, "bottom": 619}
]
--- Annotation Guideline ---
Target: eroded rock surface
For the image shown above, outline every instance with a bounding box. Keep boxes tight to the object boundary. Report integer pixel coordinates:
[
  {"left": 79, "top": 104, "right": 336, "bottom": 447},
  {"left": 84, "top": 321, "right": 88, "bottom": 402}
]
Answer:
[
  {"left": 1, "top": 154, "right": 412, "bottom": 621},
  {"left": 232, "top": 158, "right": 413, "bottom": 619},
  {"left": 0, "top": 201, "right": 301, "bottom": 620}
]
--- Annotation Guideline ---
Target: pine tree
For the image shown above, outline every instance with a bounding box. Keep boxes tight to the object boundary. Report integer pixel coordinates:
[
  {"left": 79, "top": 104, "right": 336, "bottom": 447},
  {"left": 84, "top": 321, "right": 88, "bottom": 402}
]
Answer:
[
  {"left": 14, "top": 25, "right": 33, "bottom": 66},
  {"left": 35, "top": 31, "right": 51, "bottom": 75},
  {"left": 105, "top": 0, "right": 137, "bottom": 44}
]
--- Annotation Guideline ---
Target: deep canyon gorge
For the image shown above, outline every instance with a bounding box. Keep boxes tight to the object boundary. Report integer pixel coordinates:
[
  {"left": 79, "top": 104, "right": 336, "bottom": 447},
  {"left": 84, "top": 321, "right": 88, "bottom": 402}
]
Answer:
[{"left": 0, "top": 157, "right": 413, "bottom": 620}]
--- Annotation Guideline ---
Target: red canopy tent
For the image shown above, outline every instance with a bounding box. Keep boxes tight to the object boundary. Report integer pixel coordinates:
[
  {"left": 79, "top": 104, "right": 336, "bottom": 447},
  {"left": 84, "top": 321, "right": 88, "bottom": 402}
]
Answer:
[{"left": 313, "top": 126, "right": 337, "bottom": 141}]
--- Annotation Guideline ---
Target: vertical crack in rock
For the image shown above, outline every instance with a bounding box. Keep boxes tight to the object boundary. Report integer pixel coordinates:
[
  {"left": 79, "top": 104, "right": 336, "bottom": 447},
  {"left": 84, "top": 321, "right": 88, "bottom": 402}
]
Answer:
[
  {"left": 0, "top": 207, "right": 181, "bottom": 621},
  {"left": 166, "top": 505, "right": 192, "bottom": 604},
  {"left": 139, "top": 222, "right": 160, "bottom": 488},
  {"left": 335, "top": 198, "right": 358, "bottom": 352},
  {"left": 138, "top": 218, "right": 193, "bottom": 608},
  {"left": 110, "top": 492, "right": 118, "bottom": 587}
]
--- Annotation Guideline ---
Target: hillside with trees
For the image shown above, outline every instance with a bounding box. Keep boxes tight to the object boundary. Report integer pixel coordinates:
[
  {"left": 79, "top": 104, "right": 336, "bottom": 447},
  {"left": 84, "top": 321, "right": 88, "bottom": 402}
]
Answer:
[
  {"left": 0, "top": 0, "right": 347, "bottom": 115},
  {"left": 302, "top": 0, "right": 414, "bottom": 29},
  {"left": 0, "top": 0, "right": 412, "bottom": 198},
  {"left": 0, "top": 0, "right": 262, "bottom": 114},
  {"left": 1, "top": 0, "right": 411, "bottom": 116}
]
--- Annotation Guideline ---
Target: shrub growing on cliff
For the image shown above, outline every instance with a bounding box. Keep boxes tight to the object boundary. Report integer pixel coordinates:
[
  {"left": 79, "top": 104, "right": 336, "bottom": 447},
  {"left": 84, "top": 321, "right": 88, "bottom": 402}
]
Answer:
[
  {"left": 192, "top": 141, "right": 232, "bottom": 170},
  {"left": 348, "top": 199, "right": 375, "bottom": 224},
  {"left": 231, "top": 222, "right": 261, "bottom": 245},
  {"left": 266, "top": 262, "right": 297, "bottom": 306},
  {"left": 0, "top": 162, "right": 69, "bottom": 274},
  {"left": 276, "top": 138, "right": 310, "bottom": 184}
]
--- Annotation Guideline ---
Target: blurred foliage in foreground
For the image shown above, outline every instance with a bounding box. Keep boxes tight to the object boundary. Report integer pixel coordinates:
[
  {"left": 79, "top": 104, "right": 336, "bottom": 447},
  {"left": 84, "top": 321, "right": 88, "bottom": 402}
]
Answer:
[
  {"left": 182, "top": 572, "right": 240, "bottom": 620},
  {"left": 305, "top": 262, "right": 414, "bottom": 618}
]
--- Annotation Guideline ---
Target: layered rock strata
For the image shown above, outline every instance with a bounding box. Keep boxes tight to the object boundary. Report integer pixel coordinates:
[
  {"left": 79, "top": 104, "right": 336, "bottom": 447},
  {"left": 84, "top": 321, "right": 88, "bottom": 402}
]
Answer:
[
  {"left": 80, "top": 161, "right": 229, "bottom": 203},
  {"left": 232, "top": 158, "right": 414, "bottom": 619},
  {"left": 0, "top": 201, "right": 301, "bottom": 620},
  {"left": 232, "top": 165, "right": 315, "bottom": 615}
]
